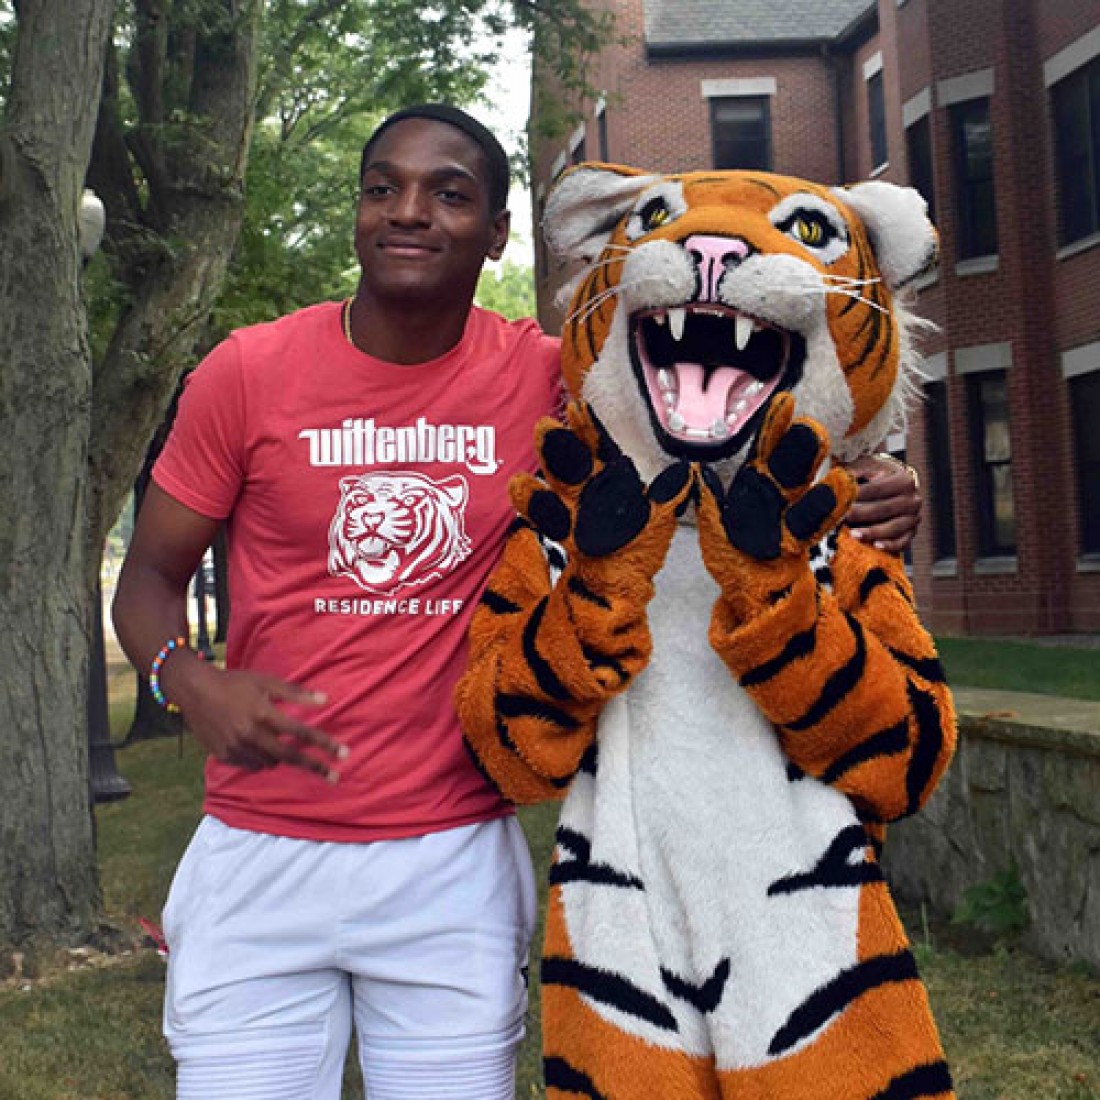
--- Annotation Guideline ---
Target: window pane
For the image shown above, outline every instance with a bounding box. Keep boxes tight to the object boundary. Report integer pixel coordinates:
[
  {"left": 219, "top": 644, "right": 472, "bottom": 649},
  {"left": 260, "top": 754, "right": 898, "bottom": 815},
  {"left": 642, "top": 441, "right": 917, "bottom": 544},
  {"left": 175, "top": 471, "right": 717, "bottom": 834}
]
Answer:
[
  {"left": 712, "top": 97, "right": 770, "bottom": 170},
  {"left": 952, "top": 99, "right": 998, "bottom": 258},
  {"left": 1053, "top": 70, "right": 1097, "bottom": 243},
  {"left": 991, "top": 464, "right": 1015, "bottom": 551},
  {"left": 1070, "top": 371, "right": 1100, "bottom": 553},
  {"left": 868, "top": 71, "right": 888, "bottom": 167},
  {"left": 925, "top": 381, "right": 956, "bottom": 558},
  {"left": 906, "top": 116, "right": 936, "bottom": 222}
]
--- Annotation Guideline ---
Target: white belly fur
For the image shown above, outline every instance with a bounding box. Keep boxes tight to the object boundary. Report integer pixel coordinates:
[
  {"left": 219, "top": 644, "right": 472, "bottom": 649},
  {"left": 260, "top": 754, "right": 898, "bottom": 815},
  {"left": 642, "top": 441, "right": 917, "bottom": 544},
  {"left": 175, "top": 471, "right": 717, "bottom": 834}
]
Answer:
[{"left": 557, "top": 526, "right": 862, "bottom": 1069}]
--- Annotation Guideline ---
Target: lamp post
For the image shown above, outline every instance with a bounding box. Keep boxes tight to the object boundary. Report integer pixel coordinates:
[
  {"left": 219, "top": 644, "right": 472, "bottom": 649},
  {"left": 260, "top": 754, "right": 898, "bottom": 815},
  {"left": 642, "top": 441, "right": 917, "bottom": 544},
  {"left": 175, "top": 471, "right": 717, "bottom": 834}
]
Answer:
[{"left": 81, "top": 188, "right": 131, "bottom": 804}]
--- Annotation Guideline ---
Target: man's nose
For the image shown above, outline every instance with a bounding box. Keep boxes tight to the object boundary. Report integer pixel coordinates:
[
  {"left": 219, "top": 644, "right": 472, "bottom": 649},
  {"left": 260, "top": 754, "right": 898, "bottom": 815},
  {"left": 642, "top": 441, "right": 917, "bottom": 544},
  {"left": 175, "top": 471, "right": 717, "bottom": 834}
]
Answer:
[{"left": 389, "top": 186, "right": 430, "bottom": 225}]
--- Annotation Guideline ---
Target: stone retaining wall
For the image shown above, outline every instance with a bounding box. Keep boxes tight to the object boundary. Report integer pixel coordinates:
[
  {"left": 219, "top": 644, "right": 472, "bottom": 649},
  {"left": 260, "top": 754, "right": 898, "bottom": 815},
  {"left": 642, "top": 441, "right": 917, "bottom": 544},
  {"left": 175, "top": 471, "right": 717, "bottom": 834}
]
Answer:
[{"left": 883, "top": 711, "right": 1100, "bottom": 971}]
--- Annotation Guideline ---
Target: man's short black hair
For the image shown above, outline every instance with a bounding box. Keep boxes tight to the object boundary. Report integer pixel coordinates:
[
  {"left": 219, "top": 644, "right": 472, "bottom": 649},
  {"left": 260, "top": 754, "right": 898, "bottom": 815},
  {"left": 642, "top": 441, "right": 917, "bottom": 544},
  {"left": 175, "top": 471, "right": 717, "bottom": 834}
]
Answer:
[{"left": 359, "top": 104, "right": 511, "bottom": 214}]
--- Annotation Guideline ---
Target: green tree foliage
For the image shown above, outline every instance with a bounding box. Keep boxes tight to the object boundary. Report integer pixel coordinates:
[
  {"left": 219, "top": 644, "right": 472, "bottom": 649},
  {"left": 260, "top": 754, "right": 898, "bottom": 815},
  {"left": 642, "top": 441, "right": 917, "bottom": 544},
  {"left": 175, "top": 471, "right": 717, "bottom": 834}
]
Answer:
[{"left": 476, "top": 255, "right": 537, "bottom": 320}]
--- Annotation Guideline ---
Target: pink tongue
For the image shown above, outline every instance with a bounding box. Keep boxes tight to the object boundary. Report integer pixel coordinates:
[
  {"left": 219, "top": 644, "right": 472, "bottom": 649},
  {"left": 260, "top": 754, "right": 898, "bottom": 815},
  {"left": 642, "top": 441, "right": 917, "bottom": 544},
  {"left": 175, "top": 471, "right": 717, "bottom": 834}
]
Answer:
[{"left": 674, "top": 364, "right": 743, "bottom": 428}]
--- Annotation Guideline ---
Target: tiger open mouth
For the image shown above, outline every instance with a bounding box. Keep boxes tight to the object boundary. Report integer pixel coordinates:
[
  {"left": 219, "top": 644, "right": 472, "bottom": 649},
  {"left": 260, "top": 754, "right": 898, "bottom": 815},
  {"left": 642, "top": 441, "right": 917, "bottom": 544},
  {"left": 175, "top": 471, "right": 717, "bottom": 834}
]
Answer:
[{"left": 631, "top": 306, "right": 805, "bottom": 458}]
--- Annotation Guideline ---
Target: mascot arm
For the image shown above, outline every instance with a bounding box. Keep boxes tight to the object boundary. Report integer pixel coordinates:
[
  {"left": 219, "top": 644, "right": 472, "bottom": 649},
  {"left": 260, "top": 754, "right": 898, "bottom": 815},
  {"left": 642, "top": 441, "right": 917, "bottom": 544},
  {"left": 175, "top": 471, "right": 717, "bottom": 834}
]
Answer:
[
  {"left": 700, "top": 396, "right": 956, "bottom": 823},
  {"left": 456, "top": 402, "right": 693, "bottom": 805}
]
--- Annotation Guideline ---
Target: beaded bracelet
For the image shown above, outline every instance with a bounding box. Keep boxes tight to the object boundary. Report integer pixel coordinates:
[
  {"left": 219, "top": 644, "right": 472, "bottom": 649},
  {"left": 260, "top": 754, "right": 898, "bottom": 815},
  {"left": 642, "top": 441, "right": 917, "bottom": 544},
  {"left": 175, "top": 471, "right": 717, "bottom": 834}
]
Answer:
[{"left": 149, "top": 636, "right": 198, "bottom": 713}]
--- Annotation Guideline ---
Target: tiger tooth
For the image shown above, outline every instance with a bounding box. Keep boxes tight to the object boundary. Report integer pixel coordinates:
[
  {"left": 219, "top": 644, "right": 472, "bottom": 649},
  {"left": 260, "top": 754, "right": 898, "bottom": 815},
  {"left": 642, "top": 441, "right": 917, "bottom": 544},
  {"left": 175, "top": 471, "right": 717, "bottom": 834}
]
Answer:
[
  {"left": 748, "top": 380, "right": 764, "bottom": 394},
  {"left": 710, "top": 419, "right": 730, "bottom": 440},
  {"left": 668, "top": 410, "right": 686, "bottom": 431},
  {"left": 658, "top": 369, "right": 675, "bottom": 392},
  {"left": 669, "top": 308, "right": 686, "bottom": 341},
  {"left": 653, "top": 311, "right": 667, "bottom": 326},
  {"left": 663, "top": 391, "right": 676, "bottom": 408},
  {"left": 735, "top": 314, "right": 754, "bottom": 352}
]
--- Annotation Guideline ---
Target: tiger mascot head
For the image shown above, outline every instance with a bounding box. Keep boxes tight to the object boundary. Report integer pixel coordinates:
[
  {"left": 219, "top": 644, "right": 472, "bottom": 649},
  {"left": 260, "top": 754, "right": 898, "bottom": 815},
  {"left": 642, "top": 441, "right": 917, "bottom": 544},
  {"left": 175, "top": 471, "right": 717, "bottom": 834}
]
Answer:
[
  {"left": 543, "top": 166, "right": 937, "bottom": 483},
  {"left": 328, "top": 471, "right": 472, "bottom": 594}
]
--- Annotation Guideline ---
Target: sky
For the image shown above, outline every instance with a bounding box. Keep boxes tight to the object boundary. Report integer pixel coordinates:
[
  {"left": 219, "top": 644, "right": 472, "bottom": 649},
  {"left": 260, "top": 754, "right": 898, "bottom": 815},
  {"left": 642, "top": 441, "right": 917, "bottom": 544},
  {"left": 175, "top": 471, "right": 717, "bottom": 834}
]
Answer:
[{"left": 469, "top": 27, "right": 536, "bottom": 267}]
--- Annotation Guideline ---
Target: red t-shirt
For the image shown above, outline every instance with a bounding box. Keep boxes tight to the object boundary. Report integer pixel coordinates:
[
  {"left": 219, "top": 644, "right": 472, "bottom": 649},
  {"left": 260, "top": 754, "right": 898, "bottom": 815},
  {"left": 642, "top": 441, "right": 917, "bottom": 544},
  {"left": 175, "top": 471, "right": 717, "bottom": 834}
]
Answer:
[{"left": 154, "top": 301, "right": 561, "bottom": 841}]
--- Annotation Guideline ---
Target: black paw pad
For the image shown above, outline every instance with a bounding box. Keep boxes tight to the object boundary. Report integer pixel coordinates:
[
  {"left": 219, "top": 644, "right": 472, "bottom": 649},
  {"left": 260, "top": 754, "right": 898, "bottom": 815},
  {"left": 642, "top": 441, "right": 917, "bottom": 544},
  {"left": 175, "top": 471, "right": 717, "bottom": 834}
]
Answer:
[
  {"left": 649, "top": 461, "right": 692, "bottom": 505},
  {"left": 768, "top": 424, "right": 821, "bottom": 489},
  {"left": 527, "top": 490, "right": 571, "bottom": 542},
  {"left": 574, "top": 462, "right": 649, "bottom": 558},
  {"left": 541, "top": 429, "right": 594, "bottom": 485},
  {"left": 727, "top": 467, "right": 784, "bottom": 560},
  {"left": 787, "top": 484, "right": 837, "bottom": 542}
]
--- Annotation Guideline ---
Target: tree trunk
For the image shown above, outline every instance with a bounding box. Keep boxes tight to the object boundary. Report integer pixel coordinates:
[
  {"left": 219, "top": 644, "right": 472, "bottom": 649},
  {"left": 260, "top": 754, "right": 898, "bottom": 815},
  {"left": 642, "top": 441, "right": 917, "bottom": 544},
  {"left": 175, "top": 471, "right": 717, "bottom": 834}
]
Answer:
[
  {"left": 0, "top": 0, "right": 114, "bottom": 950},
  {"left": 86, "top": 0, "right": 264, "bottom": 558}
]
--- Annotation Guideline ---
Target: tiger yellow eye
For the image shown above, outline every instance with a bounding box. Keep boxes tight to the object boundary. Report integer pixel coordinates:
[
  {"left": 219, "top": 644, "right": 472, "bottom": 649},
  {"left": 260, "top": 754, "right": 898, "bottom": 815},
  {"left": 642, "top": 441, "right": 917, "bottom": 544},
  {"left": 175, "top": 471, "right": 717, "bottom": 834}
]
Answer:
[
  {"left": 797, "top": 218, "right": 823, "bottom": 245},
  {"left": 646, "top": 207, "right": 670, "bottom": 230}
]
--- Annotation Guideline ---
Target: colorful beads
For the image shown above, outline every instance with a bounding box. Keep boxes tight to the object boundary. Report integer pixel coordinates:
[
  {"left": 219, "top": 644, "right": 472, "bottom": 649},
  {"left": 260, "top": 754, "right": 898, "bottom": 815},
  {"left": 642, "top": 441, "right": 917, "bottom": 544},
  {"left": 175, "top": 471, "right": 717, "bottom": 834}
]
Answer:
[{"left": 150, "top": 636, "right": 189, "bottom": 713}]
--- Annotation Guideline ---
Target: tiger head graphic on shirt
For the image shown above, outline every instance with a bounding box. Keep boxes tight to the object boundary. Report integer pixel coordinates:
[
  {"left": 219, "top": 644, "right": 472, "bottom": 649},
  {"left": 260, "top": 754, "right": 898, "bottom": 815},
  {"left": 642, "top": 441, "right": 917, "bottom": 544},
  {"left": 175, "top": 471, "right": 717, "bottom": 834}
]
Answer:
[{"left": 327, "top": 470, "right": 472, "bottom": 594}]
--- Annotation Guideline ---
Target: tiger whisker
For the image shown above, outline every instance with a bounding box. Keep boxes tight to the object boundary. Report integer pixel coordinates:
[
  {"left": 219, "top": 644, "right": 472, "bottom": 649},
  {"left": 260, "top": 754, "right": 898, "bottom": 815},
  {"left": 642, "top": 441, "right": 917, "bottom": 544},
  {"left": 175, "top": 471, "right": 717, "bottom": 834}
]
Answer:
[{"left": 821, "top": 274, "right": 883, "bottom": 288}]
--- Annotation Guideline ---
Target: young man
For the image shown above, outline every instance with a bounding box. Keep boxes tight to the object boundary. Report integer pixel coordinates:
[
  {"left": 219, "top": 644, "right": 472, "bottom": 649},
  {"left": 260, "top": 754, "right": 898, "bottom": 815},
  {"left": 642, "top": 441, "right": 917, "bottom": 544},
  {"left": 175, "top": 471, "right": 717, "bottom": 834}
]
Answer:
[{"left": 113, "top": 104, "right": 921, "bottom": 1100}]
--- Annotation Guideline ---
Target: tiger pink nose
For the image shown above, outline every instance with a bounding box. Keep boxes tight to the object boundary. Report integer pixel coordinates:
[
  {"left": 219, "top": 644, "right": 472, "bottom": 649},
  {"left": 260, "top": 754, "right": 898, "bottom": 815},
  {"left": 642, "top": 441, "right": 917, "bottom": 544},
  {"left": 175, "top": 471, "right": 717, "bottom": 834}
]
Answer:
[{"left": 685, "top": 234, "right": 752, "bottom": 300}]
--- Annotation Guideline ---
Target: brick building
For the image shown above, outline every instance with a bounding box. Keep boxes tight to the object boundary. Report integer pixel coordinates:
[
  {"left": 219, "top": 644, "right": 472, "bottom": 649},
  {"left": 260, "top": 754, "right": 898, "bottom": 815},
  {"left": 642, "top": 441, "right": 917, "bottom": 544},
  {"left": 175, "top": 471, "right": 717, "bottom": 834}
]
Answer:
[{"left": 529, "top": 0, "right": 1100, "bottom": 637}]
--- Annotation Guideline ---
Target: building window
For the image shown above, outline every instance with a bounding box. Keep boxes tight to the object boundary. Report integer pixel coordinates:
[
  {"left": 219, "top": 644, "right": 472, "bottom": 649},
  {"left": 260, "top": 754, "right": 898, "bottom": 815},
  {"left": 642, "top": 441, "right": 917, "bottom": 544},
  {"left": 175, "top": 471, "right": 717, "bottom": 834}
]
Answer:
[
  {"left": 711, "top": 97, "right": 771, "bottom": 170},
  {"left": 906, "top": 114, "right": 935, "bottom": 223},
  {"left": 597, "top": 107, "right": 609, "bottom": 161},
  {"left": 1070, "top": 370, "right": 1100, "bottom": 554},
  {"left": 1052, "top": 57, "right": 1100, "bottom": 245},
  {"left": 924, "top": 381, "right": 956, "bottom": 559},
  {"left": 968, "top": 371, "right": 1015, "bottom": 556},
  {"left": 570, "top": 135, "right": 587, "bottom": 166},
  {"left": 868, "top": 70, "right": 888, "bottom": 168},
  {"left": 950, "top": 98, "right": 997, "bottom": 259}
]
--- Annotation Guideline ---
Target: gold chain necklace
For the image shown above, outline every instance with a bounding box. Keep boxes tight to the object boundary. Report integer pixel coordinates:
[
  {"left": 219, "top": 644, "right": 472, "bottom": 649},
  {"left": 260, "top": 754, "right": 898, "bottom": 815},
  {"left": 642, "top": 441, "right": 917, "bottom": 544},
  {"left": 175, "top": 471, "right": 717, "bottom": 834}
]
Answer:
[{"left": 342, "top": 298, "right": 355, "bottom": 348}]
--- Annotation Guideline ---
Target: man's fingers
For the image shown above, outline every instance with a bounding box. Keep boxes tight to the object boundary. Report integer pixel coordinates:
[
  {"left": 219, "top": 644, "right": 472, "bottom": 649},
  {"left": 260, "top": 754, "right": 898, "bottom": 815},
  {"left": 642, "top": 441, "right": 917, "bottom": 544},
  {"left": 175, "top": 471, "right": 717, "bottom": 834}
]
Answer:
[{"left": 262, "top": 676, "right": 328, "bottom": 707}]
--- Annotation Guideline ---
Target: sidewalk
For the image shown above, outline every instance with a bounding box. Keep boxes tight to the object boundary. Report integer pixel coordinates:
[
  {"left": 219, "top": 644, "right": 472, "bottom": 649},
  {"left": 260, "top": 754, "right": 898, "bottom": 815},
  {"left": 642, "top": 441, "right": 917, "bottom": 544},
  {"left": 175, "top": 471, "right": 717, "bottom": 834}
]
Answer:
[{"left": 954, "top": 684, "right": 1100, "bottom": 733}]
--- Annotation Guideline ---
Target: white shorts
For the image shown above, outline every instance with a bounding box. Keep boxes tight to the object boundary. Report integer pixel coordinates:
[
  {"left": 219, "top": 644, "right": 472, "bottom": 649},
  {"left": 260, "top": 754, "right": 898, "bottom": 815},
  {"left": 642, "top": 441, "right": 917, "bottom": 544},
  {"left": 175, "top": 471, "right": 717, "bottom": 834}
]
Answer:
[{"left": 162, "top": 814, "right": 537, "bottom": 1100}]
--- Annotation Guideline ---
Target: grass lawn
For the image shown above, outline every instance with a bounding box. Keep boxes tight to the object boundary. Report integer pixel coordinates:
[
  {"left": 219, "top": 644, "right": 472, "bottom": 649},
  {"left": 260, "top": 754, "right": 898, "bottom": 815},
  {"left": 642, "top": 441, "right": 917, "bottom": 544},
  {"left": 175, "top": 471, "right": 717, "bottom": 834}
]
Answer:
[
  {"left": 1, "top": 642, "right": 1097, "bottom": 1098},
  {"left": 935, "top": 635, "right": 1100, "bottom": 701}
]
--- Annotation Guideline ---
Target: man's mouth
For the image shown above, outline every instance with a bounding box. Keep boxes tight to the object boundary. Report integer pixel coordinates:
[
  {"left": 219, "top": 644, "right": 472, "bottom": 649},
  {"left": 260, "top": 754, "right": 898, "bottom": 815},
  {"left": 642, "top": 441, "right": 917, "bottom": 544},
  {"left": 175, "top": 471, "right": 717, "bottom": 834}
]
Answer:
[{"left": 631, "top": 305, "right": 804, "bottom": 458}]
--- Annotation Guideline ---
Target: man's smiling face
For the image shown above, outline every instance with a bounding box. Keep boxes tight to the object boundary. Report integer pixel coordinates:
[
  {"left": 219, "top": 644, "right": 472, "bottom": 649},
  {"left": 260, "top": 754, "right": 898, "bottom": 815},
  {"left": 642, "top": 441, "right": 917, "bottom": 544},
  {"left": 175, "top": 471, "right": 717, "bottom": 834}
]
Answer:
[{"left": 354, "top": 118, "right": 510, "bottom": 310}]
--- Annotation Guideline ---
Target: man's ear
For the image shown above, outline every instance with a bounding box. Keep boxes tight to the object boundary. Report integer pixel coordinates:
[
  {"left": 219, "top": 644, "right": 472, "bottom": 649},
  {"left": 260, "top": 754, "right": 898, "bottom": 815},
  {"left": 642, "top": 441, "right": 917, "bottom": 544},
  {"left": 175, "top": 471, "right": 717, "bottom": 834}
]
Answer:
[{"left": 488, "top": 209, "right": 511, "bottom": 261}]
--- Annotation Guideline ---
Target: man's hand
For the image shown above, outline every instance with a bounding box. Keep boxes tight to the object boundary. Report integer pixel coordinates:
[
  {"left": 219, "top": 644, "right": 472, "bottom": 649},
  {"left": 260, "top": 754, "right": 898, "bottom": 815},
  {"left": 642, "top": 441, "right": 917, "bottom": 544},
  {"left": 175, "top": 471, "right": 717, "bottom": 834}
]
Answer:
[
  {"left": 163, "top": 654, "right": 347, "bottom": 782},
  {"left": 844, "top": 453, "right": 922, "bottom": 554}
]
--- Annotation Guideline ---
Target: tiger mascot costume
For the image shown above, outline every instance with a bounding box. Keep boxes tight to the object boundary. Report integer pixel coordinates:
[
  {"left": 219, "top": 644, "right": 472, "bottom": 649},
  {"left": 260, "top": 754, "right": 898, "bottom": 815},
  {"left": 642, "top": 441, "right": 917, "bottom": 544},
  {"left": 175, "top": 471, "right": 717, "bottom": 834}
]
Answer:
[{"left": 455, "top": 164, "right": 957, "bottom": 1100}]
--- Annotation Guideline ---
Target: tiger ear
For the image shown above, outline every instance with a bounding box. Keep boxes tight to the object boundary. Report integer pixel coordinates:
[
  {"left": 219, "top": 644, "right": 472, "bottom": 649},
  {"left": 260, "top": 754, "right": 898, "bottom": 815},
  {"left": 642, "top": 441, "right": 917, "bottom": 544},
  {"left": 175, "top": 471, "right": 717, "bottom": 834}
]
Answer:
[
  {"left": 832, "top": 180, "right": 938, "bottom": 290},
  {"left": 543, "top": 163, "right": 660, "bottom": 263}
]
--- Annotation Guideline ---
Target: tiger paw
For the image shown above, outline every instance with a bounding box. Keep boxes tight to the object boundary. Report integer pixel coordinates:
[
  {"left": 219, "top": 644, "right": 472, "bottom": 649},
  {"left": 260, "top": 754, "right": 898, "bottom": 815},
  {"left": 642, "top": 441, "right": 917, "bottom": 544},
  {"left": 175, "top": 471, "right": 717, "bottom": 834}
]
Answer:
[
  {"left": 698, "top": 394, "right": 855, "bottom": 610},
  {"left": 512, "top": 401, "right": 695, "bottom": 586}
]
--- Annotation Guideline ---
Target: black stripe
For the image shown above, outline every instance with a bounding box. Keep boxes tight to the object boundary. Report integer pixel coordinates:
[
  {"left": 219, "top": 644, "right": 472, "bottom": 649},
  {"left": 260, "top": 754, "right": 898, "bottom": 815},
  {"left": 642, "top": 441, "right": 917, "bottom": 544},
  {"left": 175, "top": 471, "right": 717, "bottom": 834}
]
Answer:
[
  {"left": 497, "top": 692, "right": 581, "bottom": 730},
  {"left": 492, "top": 713, "right": 572, "bottom": 789},
  {"left": 818, "top": 717, "right": 909, "bottom": 785},
  {"left": 660, "top": 957, "right": 731, "bottom": 1013},
  {"left": 768, "top": 950, "right": 920, "bottom": 1056},
  {"left": 890, "top": 647, "right": 948, "bottom": 685},
  {"left": 546, "top": 543, "right": 568, "bottom": 573},
  {"left": 551, "top": 827, "right": 644, "bottom": 890},
  {"left": 578, "top": 740, "right": 600, "bottom": 776},
  {"left": 905, "top": 680, "right": 946, "bottom": 815},
  {"left": 567, "top": 574, "right": 611, "bottom": 609},
  {"left": 541, "top": 957, "right": 679, "bottom": 1032},
  {"left": 543, "top": 1057, "right": 607, "bottom": 1099},
  {"left": 787, "top": 612, "right": 867, "bottom": 732},
  {"left": 580, "top": 642, "right": 628, "bottom": 685},
  {"left": 741, "top": 622, "right": 818, "bottom": 687},
  {"left": 871, "top": 1061, "right": 954, "bottom": 1100},
  {"left": 858, "top": 567, "right": 892, "bottom": 604},
  {"left": 768, "top": 824, "right": 882, "bottom": 895},
  {"left": 524, "top": 599, "right": 572, "bottom": 702},
  {"left": 481, "top": 587, "right": 520, "bottom": 615}
]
